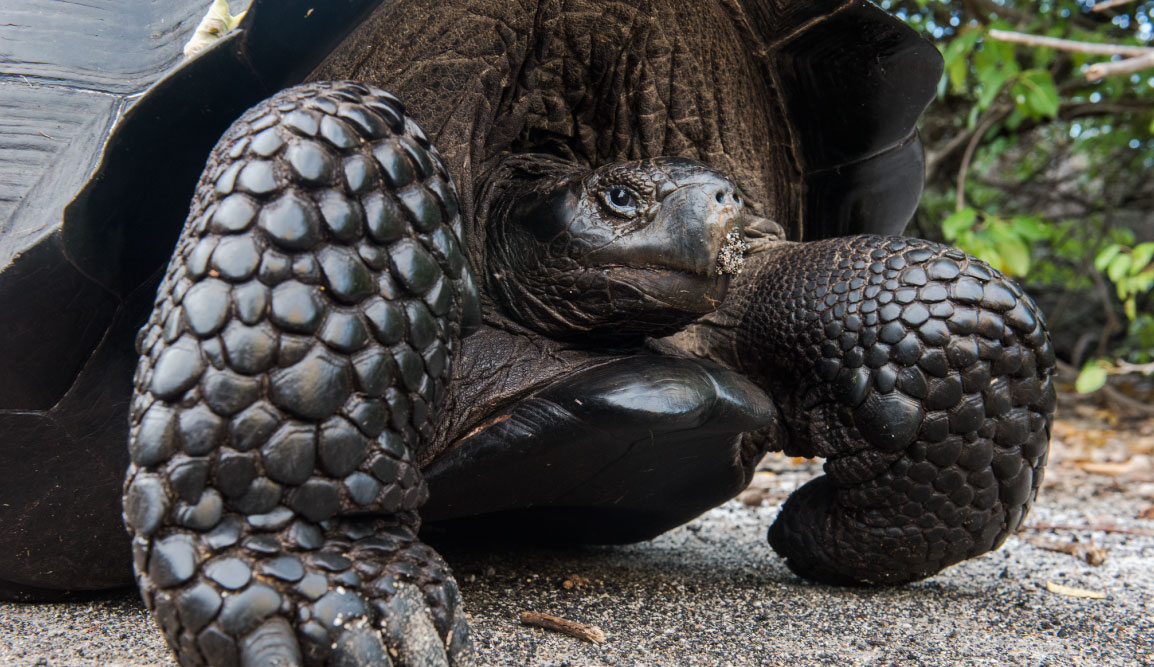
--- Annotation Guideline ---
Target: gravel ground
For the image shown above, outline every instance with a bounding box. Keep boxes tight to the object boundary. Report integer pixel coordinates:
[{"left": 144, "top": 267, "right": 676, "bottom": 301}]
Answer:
[{"left": 2, "top": 426, "right": 1152, "bottom": 667}]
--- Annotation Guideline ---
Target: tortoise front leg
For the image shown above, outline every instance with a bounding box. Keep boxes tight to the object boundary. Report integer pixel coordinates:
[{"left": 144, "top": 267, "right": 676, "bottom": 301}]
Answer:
[
  {"left": 124, "top": 82, "right": 478, "bottom": 665},
  {"left": 675, "top": 235, "right": 1056, "bottom": 585}
]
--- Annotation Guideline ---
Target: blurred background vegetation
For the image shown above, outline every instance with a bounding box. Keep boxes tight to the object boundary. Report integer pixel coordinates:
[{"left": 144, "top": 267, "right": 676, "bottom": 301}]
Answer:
[{"left": 882, "top": 0, "right": 1154, "bottom": 411}]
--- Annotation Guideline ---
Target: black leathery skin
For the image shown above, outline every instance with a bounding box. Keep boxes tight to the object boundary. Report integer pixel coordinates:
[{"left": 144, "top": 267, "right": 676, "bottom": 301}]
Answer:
[
  {"left": 125, "top": 82, "right": 478, "bottom": 666},
  {"left": 737, "top": 236, "right": 1054, "bottom": 585}
]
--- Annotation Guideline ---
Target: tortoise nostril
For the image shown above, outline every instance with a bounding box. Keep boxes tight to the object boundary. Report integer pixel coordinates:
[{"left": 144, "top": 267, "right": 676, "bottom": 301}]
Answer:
[
  {"left": 715, "top": 190, "right": 725, "bottom": 204},
  {"left": 733, "top": 193, "right": 742, "bottom": 206}
]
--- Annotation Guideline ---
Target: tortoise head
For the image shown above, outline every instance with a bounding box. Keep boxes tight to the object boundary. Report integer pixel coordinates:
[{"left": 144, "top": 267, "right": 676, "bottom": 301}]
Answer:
[{"left": 486, "top": 157, "right": 747, "bottom": 343}]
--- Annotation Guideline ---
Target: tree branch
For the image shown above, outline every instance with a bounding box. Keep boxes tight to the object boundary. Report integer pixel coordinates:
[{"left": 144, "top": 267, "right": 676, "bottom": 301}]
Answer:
[
  {"left": 1116, "top": 360, "right": 1154, "bottom": 374},
  {"left": 962, "top": 0, "right": 1030, "bottom": 24},
  {"left": 1059, "top": 100, "right": 1154, "bottom": 117},
  {"left": 925, "top": 98, "right": 1154, "bottom": 187},
  {"left": 925, "top": 119, "right": 996, "bottom": 184},
  {"left": 1091, "top": 0, "right": 1138, "bottom": 12},
  {"left": 1087, "top": 269, "right": 1124, "bottom": 359},
  {"left": 1056, "top": 360, "right": 1154, "bottom": 417},
  {"left": 988, "top": 29, "right": 1154, "bottom": 57},
  {"left": 956, "top": 108, "right": 1012, "bottom": 211},
  {"left": 1086, "top": 51, "right": 1154, "bottom": 80}
]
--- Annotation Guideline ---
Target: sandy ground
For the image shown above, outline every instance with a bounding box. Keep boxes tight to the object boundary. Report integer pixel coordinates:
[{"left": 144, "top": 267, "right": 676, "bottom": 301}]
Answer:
[{"left": 2, "top": 417, "right": 1152, "bottom": 667}]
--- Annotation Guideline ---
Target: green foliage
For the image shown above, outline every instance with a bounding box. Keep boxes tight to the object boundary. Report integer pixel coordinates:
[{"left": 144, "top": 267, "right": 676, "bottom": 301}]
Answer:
[
  {"left": 886, "top": 0, "right": 1154, "bottom": 392},
  {"left": 941, "top": 206, "right": 1040, "bottom": 276},
  {"left": 1013, "top": 69, "right": 1061, "bottom": 120},
  {"left": 1095, "top": 242, "right": 1154, "bottom": 320},
  {"left": 1075, "top": 360, "right": 1110, "bottom": 393}
]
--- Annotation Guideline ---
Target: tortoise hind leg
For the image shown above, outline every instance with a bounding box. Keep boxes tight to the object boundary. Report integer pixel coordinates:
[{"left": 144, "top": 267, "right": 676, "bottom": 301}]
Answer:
[{"left": 124, "top": 82, "right": 477, "bottom": 665}]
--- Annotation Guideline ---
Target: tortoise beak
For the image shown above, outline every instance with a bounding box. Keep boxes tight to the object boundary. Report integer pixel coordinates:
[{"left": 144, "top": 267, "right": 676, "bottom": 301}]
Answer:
[
  {"left": 643, "top": 174, "right": 746, "bottom": 277},
  {"left": 585, "top": 170, "right": 745, "bottom": 317}
]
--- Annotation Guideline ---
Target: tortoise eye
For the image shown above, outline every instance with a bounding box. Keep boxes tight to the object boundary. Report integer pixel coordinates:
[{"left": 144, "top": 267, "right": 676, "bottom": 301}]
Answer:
[{"left": 602, "top": 185, "right": 641, "bottom": 218}]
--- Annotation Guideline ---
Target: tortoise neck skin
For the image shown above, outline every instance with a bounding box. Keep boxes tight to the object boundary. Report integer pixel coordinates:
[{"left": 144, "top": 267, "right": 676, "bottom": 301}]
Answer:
[{"left": 480, "top": 155, "right": 745, "bottom": 343}]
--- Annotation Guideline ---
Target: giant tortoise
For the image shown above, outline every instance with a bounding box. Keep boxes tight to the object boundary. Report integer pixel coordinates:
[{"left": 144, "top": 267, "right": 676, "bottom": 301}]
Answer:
[{"left": 0, "top": 1, "right": 1055, "bottom": 665}]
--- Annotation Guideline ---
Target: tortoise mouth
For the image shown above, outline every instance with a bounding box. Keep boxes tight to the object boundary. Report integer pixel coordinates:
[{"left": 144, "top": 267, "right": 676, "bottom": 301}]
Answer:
[{"left": 601, "top": 264, "right": 730, "bottom": 315}]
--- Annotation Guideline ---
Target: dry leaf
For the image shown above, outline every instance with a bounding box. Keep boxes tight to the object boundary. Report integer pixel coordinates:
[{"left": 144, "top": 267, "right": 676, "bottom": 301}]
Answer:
[
  {"left": 1139, "top": 506, "right": 1154, "bottom": 520},
  {"left": 1075, "top": 460, "right": 1137, "bottom": 476},
  {"left": 561, "top": 575, "right": 590, "bottom": 590},
  {"left": 1046, "top": 581, "right": 1107, "bottom": 600}
]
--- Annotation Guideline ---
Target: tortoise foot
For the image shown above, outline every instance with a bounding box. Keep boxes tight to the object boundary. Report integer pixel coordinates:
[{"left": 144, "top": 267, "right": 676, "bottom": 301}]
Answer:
[
  {"left": 691, "top": 235, "right": 1056, "bottom": 584},
  {"left": 136, "top": 516, "right": 470, "bottom": 666}
]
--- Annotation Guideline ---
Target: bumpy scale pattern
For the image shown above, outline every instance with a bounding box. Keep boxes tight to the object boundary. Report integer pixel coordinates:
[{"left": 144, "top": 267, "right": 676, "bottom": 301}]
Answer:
[
  {"left": 742, "top": 236, "right": 1055, "bottom": 584},
  {"left": 124, "top": 82, "right": 478, "bottom": 666}
]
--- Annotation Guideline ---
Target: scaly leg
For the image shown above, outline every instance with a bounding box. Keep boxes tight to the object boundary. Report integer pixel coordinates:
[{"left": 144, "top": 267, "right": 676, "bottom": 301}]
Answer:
[
  {"left": 673, "top": 235, "right": 1055, "bottom": 584},
  {"left": 124, "top": 81, "right": 479, "bottom": 665}
]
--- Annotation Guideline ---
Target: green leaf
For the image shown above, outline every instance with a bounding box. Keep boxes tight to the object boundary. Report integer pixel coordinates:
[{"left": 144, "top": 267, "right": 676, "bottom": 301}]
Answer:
[
  {"left": 971, "top": 241, "right": 1004, "bottom": 274},
  {"left": 1075, "top": 364, "right": 1109, "bottom": 394},
  {"left": 1010, "top": 215, "right": 1051, "bottom": 241},
  {"left": 942, "top": 207, "right": 978, "bottom": 240},
  {"left": 987, "top": 222, "right": 1031, "bottom": 276},
  {"left": 1110, "top": 227, "right": 1136, "bottom": 246},
  {"left": 1094, "top": 244, "right": 1123, "bottom": 273},
  {"left": 943, "top": 29, "right": 981, "bottom": 95},
  {"left": 977, "top": 67, "right": 1011, "bottom": 110},
  {"left": 1013, "top": 70, "right": 1060, "bottom": 120},
  {"left": 967, "top": 104, "right": 981, "bottom": 131},
  {"left": 974, "top": 35, "right": 1018, "bottom": 74},
  {"left": 1004, "top": 108, "right": 1025, "bottom": 130},
  {"left": 998, "top": 235, "right": 1032, "bottom": 276},
  {"left": 1107, "top": 253, "right": 1132, "bottom": 284},
  {"left": 1131, "top": 242, "right": 1154, "bottom": 273},
  {"left": 947, "top": 57, "right": 968, "bottom": 96}
]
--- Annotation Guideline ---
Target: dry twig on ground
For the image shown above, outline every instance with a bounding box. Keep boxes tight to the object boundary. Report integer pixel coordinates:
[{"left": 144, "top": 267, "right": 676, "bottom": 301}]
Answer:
[
  {"left": 519, "top": 612, "right": 607, "bottom": 643},
  {"left": 1025, "top": 536, "right": 1108, "bottom": 565}
]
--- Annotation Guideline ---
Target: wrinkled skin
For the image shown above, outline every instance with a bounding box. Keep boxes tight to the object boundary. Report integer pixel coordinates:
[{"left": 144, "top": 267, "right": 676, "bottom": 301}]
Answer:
[{"left": 122, "top": 1, "right": 1054, "bottom": 665}]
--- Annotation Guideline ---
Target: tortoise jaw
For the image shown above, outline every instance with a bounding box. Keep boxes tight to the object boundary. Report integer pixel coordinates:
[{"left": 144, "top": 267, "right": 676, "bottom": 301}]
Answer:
[{"left": 603, "top": 265, "right": 731, "bottom": 315}]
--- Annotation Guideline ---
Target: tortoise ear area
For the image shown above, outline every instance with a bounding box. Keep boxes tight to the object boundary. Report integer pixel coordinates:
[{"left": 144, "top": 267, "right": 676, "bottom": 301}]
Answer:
[
  {"left": 740, "top": 214, "right": 787, "bottom": 258},
  {"left": 745, "top": 215, "right": 786, "bottom": 244},
  {"left": 505, "top": 177, "right": 583, "bottom": 243}
]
